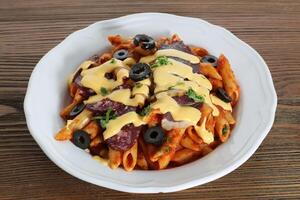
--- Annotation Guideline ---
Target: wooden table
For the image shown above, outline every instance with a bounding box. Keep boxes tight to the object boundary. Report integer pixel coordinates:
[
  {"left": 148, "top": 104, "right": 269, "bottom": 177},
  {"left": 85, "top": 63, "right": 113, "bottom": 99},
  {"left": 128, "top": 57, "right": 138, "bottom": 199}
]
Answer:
[{"left": 1, "top": 0, "right": 299, "bottom": 199}]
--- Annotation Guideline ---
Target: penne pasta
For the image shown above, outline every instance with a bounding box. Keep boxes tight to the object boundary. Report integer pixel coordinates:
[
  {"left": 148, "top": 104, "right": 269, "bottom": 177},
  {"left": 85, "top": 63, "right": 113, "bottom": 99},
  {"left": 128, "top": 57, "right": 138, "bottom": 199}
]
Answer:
[
  {"left": 99, "top": 53, "right": 112, "bottom": 64},
  {"left": 123, "top": 142, "right": 138, "bottom": 171},
  {"left": 191, "top": 47, "right": 209, "bottom": 57},
  {"left": 217, "top": 54, "right": 240, "bottom": 105},
  {"left": 151, "top": 129, "right": 184, "bottom": 162},
  {"left": 83, "top": 121, "right": 101, "bottom": 139},
  {"left": 199, "top": 103, "right": 213, "bottom": 125},
  {"left": 90, "top": 136, "right": 102, "bottom": 147},
  {"left": 224, "top": 110, "right": 236, "bottom": 125},
  {"left": 108, "top": 147, "right": 122, "bottom": 169},
  {"left": 60, "top": 89, "right": 83, "bottom": 119},
  {"left": 180, "top": 134, "right": 206, "bottom": 151},
  {"left": 215, "top": 113, "right": 231, "bottom": 142},
  {"left": 200, "top": 63, "right": 222, "bottom": 80},
  {"left": 55, "top": 34, "right": 240, "bottom": 171},
  {"left": 158, "top": 154, "right": 173, "bottom": 169},
  {"left": 55, "top": 109, "right": 93, "bottom": 140},
  {"left": 138, "top": 137, "right": 158, "bottom": 170},
  {"left": 208, "top": 77, "right": 223, "bottom": 90},
  {"left": 171, "top": 148, "right": 201, "bottom": 165},
  {"left": 137, "top": 150, "right": 148, "bottom": 170},
  {"left": 187, "top": 126, "right": 203, "bottom": 144}
]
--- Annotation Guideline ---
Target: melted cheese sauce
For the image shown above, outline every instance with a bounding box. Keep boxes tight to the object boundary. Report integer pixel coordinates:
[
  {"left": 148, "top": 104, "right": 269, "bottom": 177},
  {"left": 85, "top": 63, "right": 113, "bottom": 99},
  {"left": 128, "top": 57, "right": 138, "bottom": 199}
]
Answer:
[
  {"left": 194, "top": 117, "right": 214, "bottom": 144},
  {"left": 103, "top": 111, "right": 146, "bottom": 140},
  {"left": 152, "top": 92, "right": 202, "bottom": 123},
  {"left": 152, "top": 58, "right": 219, "bottom": 116},
  {"left": 140, "top": 49, "right": 200, "bottom": 64},
  {"left": 210, "top": 94, "right": 232, "bottom": 111},
  {"left": 76, "top": 49, "right": 221, "bottom": 144},
  {"left": 85, "top": 89, "right": 146, "bottom": 106},
  {"left": 68, "top": 60, "right": 95, "bottom": 85},
  {"left": 80, "top": 59, "right": 129, "bottom": 93}
]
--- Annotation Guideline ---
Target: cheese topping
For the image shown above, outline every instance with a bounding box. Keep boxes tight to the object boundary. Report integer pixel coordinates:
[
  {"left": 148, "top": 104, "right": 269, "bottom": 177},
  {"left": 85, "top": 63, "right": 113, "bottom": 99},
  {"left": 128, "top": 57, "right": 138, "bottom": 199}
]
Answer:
[
  {"left": 80, "top": 59, "right": 129, "bottom": 93},
  {"left": 103, "top": 111, "right": 146, "bottom": 140},
  {"left": 123, "top": 57, "right": 136, "bottom": 67},
  {"left": 79, "top": 49, "right": 219, "bottom": 143},
  {"left": 68, "top": 60, "right": 95, "bottom": 85},
  {"left": 140, "top": 49, "right": 200, "bottom": 64},
  {"left": 194, "top": 117, "right": 214, "bottom": 144},
  {"left": 85, "top": 89, "right": 146, "bottom": 106},
  {"left": 152, "top": 58, "right": 219, "bottom": 116},
  {"left": 152, "top": 92, "right": 201, "bottom": 124},
  {"left": 210, "top": 94, "right": 232, "bottom": 111}
]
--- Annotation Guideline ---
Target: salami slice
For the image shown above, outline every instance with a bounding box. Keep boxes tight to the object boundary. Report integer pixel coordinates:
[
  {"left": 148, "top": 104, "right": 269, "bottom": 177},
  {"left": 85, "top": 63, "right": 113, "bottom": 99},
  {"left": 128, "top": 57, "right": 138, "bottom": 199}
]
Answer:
[{"left": 106, "top": 124, "right": 143, "bottom": 151}]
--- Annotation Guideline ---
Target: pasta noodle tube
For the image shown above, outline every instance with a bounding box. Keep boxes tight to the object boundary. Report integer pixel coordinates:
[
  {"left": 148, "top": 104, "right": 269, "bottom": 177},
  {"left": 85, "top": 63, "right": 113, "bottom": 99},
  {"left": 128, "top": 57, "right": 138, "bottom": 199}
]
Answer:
[
  {"left": 180, "top": 134, "right": 206, "bottom": 152},
  {"left": 137, "top": 150, "right": 148, "bottom": 170},
  {"left": 187, "top": 126, "right": 203, "bottom": 144},
  {"left": 108, "top": 147, "right": 122, "bottom": 169},
  {"left": 171, "top": 34, "right": 181, "bottom": 43},
  {"left": 200, "top": 63, "right": 222, "bottom": 80},
  {"left": 99, "top": 53, "right": 112, "bottom": 64},
  {"left": 191, "top": 47, "right": 209, "bottom": 57},
  {"left": 83, "top": 121, "right": 101, "bottom": 139},
  {"left": 199, "top": 103, "right": 213, "bottom": 125},
  {"left": 217, "top": 54, "right": 240, "bottom": 105},
  {"left": 158, "top": 154, "right": 173, "bottom": 169},
  {"left": 122, "top": 143, "right": 138, "bottom": 172},
  {"left": 151, "top": 129, "right": 184, "bottom": 162},
  {"left": 60, "top": 89, "right": 83, "bottom": 119},
  {"left": 138, "top": 137, "right": 158, "bottom": 170},
  {"left": 90, "top": 137, "right": 102, "bottom": 147},
  {"left": 215, "top": 115, "right": 231, "bottom": 142},
  {"left": 55, "top": 109, "right": 93, "bottom": 140},
  {"left": 206, "top": 113, "right": 216, "bottom": 134},
  {"left": 224, "top": 110, "right": 236, "bottom": 125},
  {"left": 208, "top": 78, "right": 223, "bottom": 90},
  {"left": 171, "top": 148, "right": 201, "bottom": 165},
  {"left": 201, "top": 145, "right": 213, "bottom": 156},
  {"left": 145, "top": 109, "right": 162, "bottom": 127}
]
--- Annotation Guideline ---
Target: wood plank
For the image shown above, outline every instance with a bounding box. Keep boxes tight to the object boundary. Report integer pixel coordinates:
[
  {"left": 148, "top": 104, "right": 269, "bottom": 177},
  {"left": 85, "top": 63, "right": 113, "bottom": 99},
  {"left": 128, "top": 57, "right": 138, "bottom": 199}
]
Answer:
[{"left": 0, "top": 0, "right": 300, "bottom": 199}]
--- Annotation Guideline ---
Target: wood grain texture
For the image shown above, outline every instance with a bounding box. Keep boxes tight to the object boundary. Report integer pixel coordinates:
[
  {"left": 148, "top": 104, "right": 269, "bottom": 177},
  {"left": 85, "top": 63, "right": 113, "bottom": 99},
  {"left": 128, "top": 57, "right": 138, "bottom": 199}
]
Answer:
[{"left": 0, "top": 0, "right": 300, "bottom": 199}]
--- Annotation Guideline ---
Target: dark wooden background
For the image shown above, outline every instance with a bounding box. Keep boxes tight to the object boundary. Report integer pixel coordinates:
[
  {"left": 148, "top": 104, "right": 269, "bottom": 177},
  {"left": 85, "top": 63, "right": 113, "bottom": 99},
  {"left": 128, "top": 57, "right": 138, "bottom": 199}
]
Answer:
[{"left": 0, "top": 0, "right": 299, "bottom": 199}]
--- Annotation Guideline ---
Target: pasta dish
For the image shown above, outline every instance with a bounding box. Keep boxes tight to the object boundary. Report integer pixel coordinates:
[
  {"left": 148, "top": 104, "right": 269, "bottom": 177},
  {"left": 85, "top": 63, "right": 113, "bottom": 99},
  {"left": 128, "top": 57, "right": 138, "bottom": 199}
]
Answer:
[{"left": 55, "top": 34, "right": 240, "bottom": 171}]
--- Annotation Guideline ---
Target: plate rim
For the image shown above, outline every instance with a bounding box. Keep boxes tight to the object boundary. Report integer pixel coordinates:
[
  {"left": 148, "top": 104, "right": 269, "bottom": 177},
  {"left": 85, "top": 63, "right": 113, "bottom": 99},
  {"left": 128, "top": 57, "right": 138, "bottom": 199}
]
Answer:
[{"left": 23, "top": 12, "right": 277, "bottom": 193}]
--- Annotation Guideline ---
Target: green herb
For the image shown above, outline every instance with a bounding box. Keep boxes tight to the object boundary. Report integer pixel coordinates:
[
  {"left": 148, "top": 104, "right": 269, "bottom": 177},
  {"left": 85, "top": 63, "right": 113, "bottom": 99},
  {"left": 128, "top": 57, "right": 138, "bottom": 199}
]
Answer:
[
  {"left": 151, "top": 56, "right": 172, "bottom": 68},
  {"left": 187, "top": 88, "right": 205, "bottom": 102},
  {"left": 100, "top": 87, "right": 109, "bottom": 96},
  {"left": 93, "top": 108, "right": 117, "bottom": 128},
  {"left": 163, "top": 146, "right": 171, "bottom": 153},
  {"left": 168, "top": 82, "right": 185, "bottom": 90},
  {"left": 222, "top": 126, "right": 228, "bottom": 136},
  {"left": 166, "top": 136, "right": 172, "bottom": 143},
  {"left": 136, "top": 82, "right": 143, "bottom": 88},
  {"left": 110, "top": 58, "right": 116, "bottom": 64},
  {"left": 140, "top": 105, "right": 151, "bottom": 116}
]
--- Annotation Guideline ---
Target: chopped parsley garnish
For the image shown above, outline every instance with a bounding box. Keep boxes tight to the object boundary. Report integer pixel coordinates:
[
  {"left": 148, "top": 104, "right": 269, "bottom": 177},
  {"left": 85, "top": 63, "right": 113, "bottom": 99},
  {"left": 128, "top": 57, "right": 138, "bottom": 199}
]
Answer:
[
  {"left": 168, "top": 81, "right": 185, "bottom": 90},
  {"left": 100, "top": 87, "right": 109, "bottom": 96},
  {"left": 151, "top": 56, "right": 172, "bottom": 68},
  {"left": 166, "top": 136, "right": 172, "bottom": 143},
  {"left": 136, "top": 82, "right": 143, "bottom": 88},
  {"left": 93, "top": 108, "right": 117, "bottom": 128},
  {"left": 187, "top": 88, "right": 205, "bottom": 102},
  {"left": 110, "top": 58, "right": 116, "bottom": 64},
  {"left": 139, "top": 105, "right": 151, "bottom": 116},
  {"left": 163, "top": 146, "right": 171, "bottom": 153},
  {"left": 222, "top": 126, "right": 229, "bottom": 136}
]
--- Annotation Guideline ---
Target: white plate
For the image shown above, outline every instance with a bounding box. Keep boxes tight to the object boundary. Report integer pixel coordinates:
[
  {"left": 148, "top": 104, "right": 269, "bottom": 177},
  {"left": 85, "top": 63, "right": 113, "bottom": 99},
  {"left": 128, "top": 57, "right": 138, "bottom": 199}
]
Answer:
[{"left": 24, "top": 13, "right": 277, "bottom": 193}]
